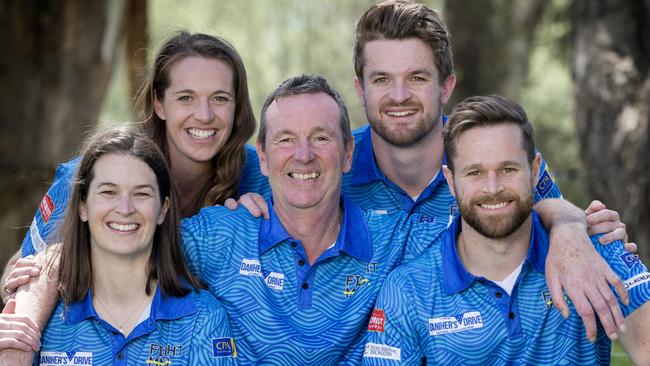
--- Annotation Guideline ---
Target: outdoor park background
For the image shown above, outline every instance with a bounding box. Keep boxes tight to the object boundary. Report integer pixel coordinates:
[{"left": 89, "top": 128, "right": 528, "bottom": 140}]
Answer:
[{"left": 1, "top": 1, "right": 648, "bottom": 363}]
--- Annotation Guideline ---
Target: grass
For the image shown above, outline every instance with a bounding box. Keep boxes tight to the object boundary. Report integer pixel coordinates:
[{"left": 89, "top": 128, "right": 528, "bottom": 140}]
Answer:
[{"left": 610, "top": 340, "right": 632, "bottom": 365}]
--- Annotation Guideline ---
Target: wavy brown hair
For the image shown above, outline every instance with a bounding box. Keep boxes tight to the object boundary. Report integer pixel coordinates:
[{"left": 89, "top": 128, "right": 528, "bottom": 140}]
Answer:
[
  {"left": 135, "top": 31, "right": 256, "bottom": 216},
  {"left": 57, "top": 127, "right": 202, "bottom": 304}
]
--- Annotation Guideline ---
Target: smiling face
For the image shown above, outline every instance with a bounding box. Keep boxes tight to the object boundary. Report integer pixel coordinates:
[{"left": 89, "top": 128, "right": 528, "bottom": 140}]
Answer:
[
  {"left": 79, "top": 154, "right": 169, "bottom": 260},
  {"left": 355, "top": 38, "right": 455, "bottom": 147},
  {"left": 444, "top": 124, "right": 540, "bottom": 239},
  {"left": 153, "top": 56, "right": 235, "bottom": 171},
  {"left": 257, "top": 92, "right": 353, "bottom": 214}
]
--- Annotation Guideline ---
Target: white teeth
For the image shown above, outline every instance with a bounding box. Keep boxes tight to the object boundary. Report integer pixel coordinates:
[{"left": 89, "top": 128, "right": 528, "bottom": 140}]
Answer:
[
  {"left": 290, "top": 172, "right": 320, "bottom": 180},
  {"left": 188, "top": 128, "right": 216, "bottom": 139},
  {"left": 386, "top": 110, "right": 415, "bottom": 117},
  {"left": 481, "top": 202, "right": 508, "bottom": 210},
  {"left": 108, "top": 223, "right": 139, "bottom": 232}
]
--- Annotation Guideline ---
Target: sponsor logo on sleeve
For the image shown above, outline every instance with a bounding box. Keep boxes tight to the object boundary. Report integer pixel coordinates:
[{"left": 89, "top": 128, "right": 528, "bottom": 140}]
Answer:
[
  {"left": 535, "top": 167, "right": 555, "bottom": 198},
  {"left": 363, "top": 343, "right": 401, "bottom": 361},
  {"left": 39, "top": 194, "right": 55, "bottom": 224},
  {"left": 212, "top": 337, "right": 237, "bottom": 358},
  {"left": 619, "top": 252, "right": 640, "bottom": 269},
  {"left": 239, "top": 258, "right": 285, "bottom": 291},
  {"left": 39, "top": 351, "right": 92, "bottom": 365},
  {"left": 368, "top": 308, "right": 385, "bottom": 332},
  {"left": 428, "top": 311, "right": 483, "bottom": 336},
  {"left": 623, "top": 272, "right": 650, "bottom": 291}
]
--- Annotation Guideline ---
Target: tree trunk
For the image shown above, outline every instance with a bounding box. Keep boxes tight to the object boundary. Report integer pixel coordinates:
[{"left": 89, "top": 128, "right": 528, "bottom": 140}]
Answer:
[
  {"left": 444, "top": 0, "right": 548, "bottom": 106},
  {"left": 126, "top": 0, "right": 148, "bottom": 106},
  {"left": 572, "top": 0, "right": 650, "bottom": 263},
  {"left": 0, "top": 0, "right": 127, "bottom": 268}
]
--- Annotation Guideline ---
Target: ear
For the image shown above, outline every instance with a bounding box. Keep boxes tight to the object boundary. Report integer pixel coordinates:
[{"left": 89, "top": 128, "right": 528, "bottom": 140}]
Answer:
[
  {"left": 354, "top": 78, "right": 366, "bottom": 107},
  {"left": 79, "top": 201, "right": 88, "bottom": 222},
  {"left": 442, "top": 165, "right": 457, "bottom": 198},
  {"left": 440, "top": 74, "right": 456, "bottom": 105},
  {"left": 532, "top": 152, "right": 542, "bottom": 184},
  {"left": 153, "top": 94, "right": 167, "bottom": 121},
  {"left": 342, "top": 136, "right": 355, "bottom": 174},
  {"left": 256, "top": 141, "right": 269, "bottom": 177},
  {"left": 158, "top": 197, "right": 170, "bottom": 225}
]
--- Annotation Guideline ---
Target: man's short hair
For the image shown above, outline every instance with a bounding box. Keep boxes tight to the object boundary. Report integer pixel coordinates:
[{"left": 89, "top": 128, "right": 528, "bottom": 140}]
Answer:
[
  {"left": 353, "top": 0, "right": 453, "bottom": 82},
  {"left": 443, "top": 95, "right": 536, "bottom": 172},
  {"left": 257, "top": 74, "right": 352, "bottom": 149}
]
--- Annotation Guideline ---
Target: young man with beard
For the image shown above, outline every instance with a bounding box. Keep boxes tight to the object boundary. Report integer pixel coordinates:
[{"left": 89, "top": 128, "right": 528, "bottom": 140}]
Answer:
[{"left": 362, "top": 95, "right": 650, "bottom": 365}]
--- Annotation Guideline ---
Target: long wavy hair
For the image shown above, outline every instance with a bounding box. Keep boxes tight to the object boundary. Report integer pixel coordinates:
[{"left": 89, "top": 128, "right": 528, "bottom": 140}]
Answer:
[
  {"left": 57, "top": 127, "right": 202, "bottom": 304},
  {"left": 135, "top": 31, "right": 256, "bottom": 216}
]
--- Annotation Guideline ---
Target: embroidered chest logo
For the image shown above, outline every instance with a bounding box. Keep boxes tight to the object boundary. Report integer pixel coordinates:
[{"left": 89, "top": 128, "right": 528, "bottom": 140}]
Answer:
[
  {"left": 239, "top": 259, "right": 285, "bottom": 291},
  {"left": 212, "top": 337, "right": 238, "bottom": 358},
  {"left": 343, "top": 274, "right": 370, "bottom": 297},
  {"left": 368, "top": 308, "right": 385, "bottom": 332},
  {"left": 428, "top": 311, "right": 483, "bottom": 336},
  {"left": 146, "top": 343, "right": 183, "bottom": 365},
  {"left": 39, "top": 351, "right": 93, "bottom": 366},
  {"left": 542, "top": 290, "right": 553, "bottom": 309}
]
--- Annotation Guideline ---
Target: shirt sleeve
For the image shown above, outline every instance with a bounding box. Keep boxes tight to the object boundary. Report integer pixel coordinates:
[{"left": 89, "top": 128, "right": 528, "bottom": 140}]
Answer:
[
  {"left": 592, "top": 236, "right": 650, "bottom": 316},
  {"left": 22, "top": 158, "right": 79, "bottom": 257},
  {"left": 533, "top": 153, "right": 562, "bottom": 202},
  {"left": 188, "top": 291, "right": 239, "bottom": 365},
  {"left": 363, "top": 269, "right": 425, "bottom": 365}
]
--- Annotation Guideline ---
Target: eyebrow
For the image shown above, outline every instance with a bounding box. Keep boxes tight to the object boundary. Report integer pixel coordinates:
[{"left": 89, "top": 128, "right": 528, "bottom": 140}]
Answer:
[
  {"left": 172, "top": 89, "right": 233, "bottom": 96},
  {"left": 271, "top": 126, "right": 335, "bottom": 138},
  {"left": 460, "top": 161, "right": 524, "bottom": 173},
  {"left": 96, "top": 182, "right": 155, "bottom": 190}
]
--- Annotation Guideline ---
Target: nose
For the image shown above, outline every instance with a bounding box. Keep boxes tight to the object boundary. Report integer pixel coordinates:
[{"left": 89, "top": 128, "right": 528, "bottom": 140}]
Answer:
[
  {"left": 193, "top": 99, "right": 214, "bottom": 123},
  {"left": 483, "top": 171, "right": 504, "bottom": 195},
  {"left": 293, "top": 138, "right": 314, "bottom": 163},
  {"left": 115, "top": 194, "right": 135, "bottom": 216},
  {"left": 388, "top": 79, "right": 412, "bottom": 104}
]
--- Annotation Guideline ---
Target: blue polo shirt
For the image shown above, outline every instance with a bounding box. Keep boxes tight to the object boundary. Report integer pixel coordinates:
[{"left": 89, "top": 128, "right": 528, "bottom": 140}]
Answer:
[
  {"left": 36, "top": 287, "right": 238, "bottom": 366},
  {"left": 181, "top": 197, "right": 446, "bottom": 365},
  {"left": 342, "top": 124, "right": 562, "bottom": 223},
  {"left": 362, "top": 212, "right": 650, "bottom": 365},
  {"left": 22, "top": 144, "right": 270, "bottom": 257}
]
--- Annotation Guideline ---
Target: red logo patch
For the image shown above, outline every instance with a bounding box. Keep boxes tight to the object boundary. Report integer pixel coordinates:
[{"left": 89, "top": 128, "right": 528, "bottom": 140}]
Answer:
[
  {"left": 39, "top": 194, "right": 55, "bottom": 223},
  {"left": 368, "top": 308, "right": 385, "bottom": 332}
]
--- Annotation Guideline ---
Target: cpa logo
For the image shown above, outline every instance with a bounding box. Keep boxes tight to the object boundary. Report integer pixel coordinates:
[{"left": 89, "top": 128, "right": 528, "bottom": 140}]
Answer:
[{"left": 343, "top": 274, "right": 370, "bottom": 298}]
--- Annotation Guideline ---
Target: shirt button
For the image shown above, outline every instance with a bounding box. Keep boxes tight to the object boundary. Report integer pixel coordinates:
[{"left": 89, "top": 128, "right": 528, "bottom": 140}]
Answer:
[
  {"left": 298, "top": 259, "right": 305, "bottom": 266},
  {"left": 302, "top": 283, "right": 309, "bottom": 289},
  {"left": 509, "top": 312, "right": 515, "bottom": 319},
  {"left": 116, "top": 352, "right": 124, "bottom": 360},
  {"left": 495, "top": 291, "right": 502, "bottom": 298},
  {"left": 290, "top": 242, "right": 297, "bottom": 248}
]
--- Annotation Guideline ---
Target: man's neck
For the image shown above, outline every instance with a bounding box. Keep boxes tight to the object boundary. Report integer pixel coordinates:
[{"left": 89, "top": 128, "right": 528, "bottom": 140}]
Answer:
[
  {"left": 370, "top": 120, "right": 444, "bottom": 197},
  {"left": 273, "top": 198, "right": 343, "bottom": 265},
  {"left": 457, "top": 216, "right": 533, "bottom": 282}
]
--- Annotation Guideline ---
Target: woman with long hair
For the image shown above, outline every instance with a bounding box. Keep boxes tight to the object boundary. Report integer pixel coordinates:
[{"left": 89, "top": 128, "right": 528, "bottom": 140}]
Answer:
[
  {"left": 33, "top": 127, "right": 237, "bottom": 364},
  {"left": 4, "top": 31, "right": 269, "bottom": 292}
]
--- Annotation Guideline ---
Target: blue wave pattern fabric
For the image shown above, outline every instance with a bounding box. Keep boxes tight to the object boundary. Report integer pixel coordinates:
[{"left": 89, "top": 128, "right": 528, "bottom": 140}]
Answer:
[
  {"left": 36, "top": 288, "right": 238, "bottom": 365},
  {"left": 363, "top": 212, "right": 650, "bottom": 365},
  {"left": 22, "top": 144, "right": 270, "bottom": 257},
  {"left": 342, "top": 124, "right": 561, "bottom": 224},
  {"left": 181, "top": 197, "right": 446, "bottom": 365}
]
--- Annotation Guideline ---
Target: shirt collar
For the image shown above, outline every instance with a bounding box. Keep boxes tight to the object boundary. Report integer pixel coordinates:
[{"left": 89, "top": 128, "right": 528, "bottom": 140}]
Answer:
[
  {"left": 442, "top": 211, "right": 549, "bottom": 295},
  {"left": 64, "top": 285, "right": 197, "bottom": 325},
  {"left": 258, "top": 196, "right": 372, "bottom": 262}
]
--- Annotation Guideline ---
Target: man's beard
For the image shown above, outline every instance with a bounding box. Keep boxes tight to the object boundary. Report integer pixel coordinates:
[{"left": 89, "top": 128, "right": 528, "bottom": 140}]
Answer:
[
  {"left": 458, "top": 189, "right": 534, "bottom": 239},
  {"left": 367, "top": 101, "right": 441, "bottom": 147}
]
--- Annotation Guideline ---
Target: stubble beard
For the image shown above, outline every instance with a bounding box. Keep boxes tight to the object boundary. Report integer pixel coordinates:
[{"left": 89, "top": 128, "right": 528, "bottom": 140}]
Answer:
[
  {"left": 367, "top": 102, "right": 441, "bottom": 148},
  {"left": 458, "top": 189, "right": 534, "bottom": 239}
]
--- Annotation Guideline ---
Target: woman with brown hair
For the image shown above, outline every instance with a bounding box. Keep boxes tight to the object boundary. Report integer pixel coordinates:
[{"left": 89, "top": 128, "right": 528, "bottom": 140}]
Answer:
[{"left": 9, "top": 127, "right": 238, "bottom": 364}]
